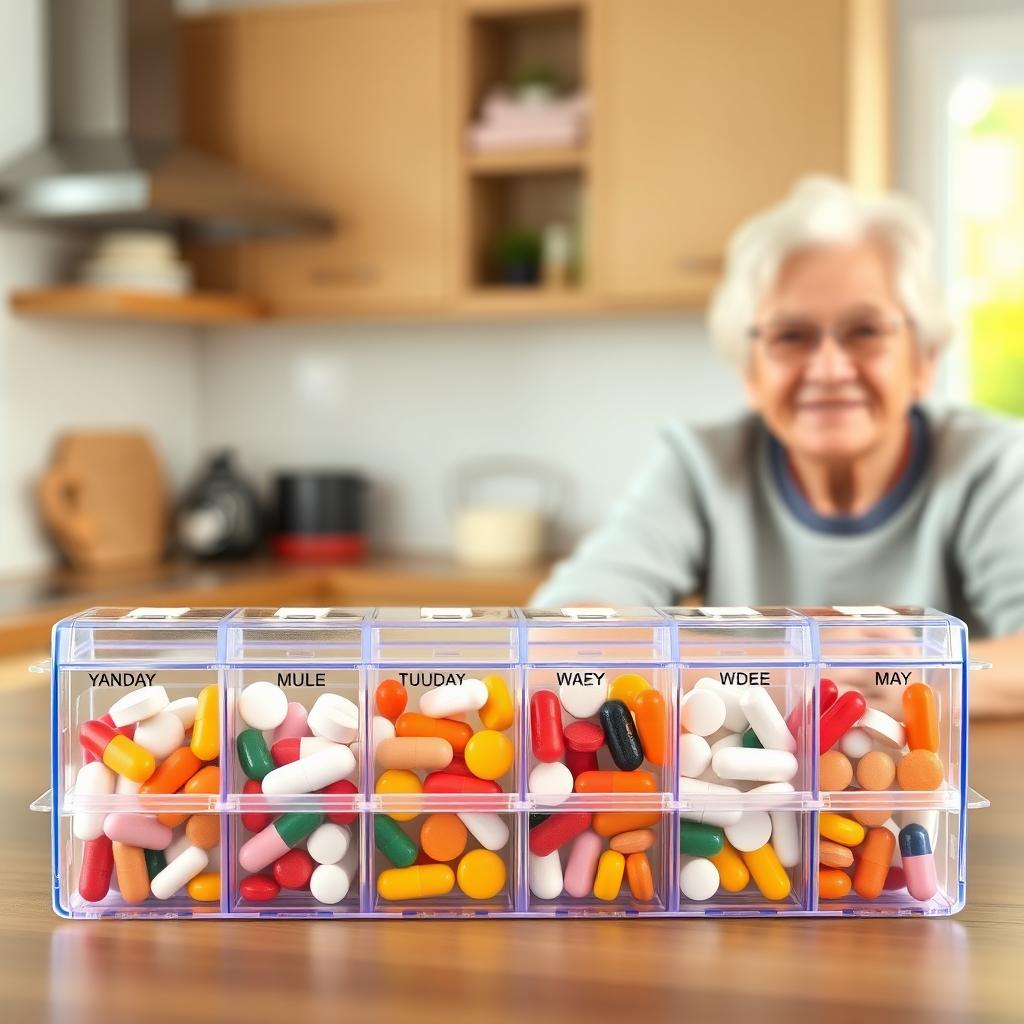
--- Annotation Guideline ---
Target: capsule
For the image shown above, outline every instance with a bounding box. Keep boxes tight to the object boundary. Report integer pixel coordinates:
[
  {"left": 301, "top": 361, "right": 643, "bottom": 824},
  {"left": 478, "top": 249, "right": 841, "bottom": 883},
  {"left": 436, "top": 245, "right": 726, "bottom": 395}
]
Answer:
[
  {"left": 140, "top": 746, "right": 202, "bottom": 795},
  {"left": 79, "top": 719, "right": 156, "bottom": 784},
  {"left": 238, "top": 812, "right": 324, "bottom": 873},
  {"left": 158, "top": 765, "right": 221, "bottom": 828},
  {"left": 593, "top": 850, "right": 626, "bottom": 901},
  {"left": 78, "top": 835, "right": 114, "bottom": 902},
  {"left": 853, "top": 827, "right": 896, "bottom": 899},
  {"left": 819, "top": 867, "right": 853, "bottom": 900},
  {"left": 903, "top": 683, "right": 939, "bottom": 753},
  {"left": 378, "top": 864, "right": 454, "bottom": 901},
  {"left": 574, "top": 770, "right": 656, "bottom": 794},
  {"left": 564, "top": 746, "right": 599, "bottom": 779},
  {"left": 81, "top": 712, "right": 135, "bottom": 764},
  {"left": 376, "top": 737, "right": 453, "bottom": 772},
  {"left": 899, "top": 823, "right": 938, "bottom": 901},
  {"left": 151, "top": 844, "right": 208, "bottom": 900},
  {"left": 819, "top": 812, "right": 866, "bottom": 847},
  {"left": 530, "top": 691, "right": 564, "bottom": 763},
  {"left": 626, "top": 852, "right": 655, "bottom": 901},
  {"left": 819, "top": 691, "right": 867, "bottom": 753},
  {"left": 529, "top": 811, "right": 592, "bottom": 857},
  {"left": 394, "top": 712, "right": 473, "bottom": 754},
  {"left": 479, "top": 674, "right": 514, "bottom": 732},
  {"left": 592, "top": 810, "right": 661, "bottom": 837},
  {"left": 422, "top": 772, "right": 501, "bottom": 795},
  {"left": 709, "top": 839, "right": 750, "bottom": 892},
  {"left": 633, "top": 689, "right": 667, "bottom": 765},
  {"left": 237, "top": 728, "right": 275, "bottom": 782},
  {"left": 190, "top": 684, "right": 220, "bottom": 761},
  {"left": 599, "top": 700, "right": 644, "bottom": 771},
  {"left": 187, "top": 872, "right": 221, "bottom": 902},
  {"left": 741, "top": 842, "right": 791, "bottom": 901},
  {"left": 680, "top": 821, "right": 725, "bottom": 858},
  {"left": 375, "top": 815, "right": 418, "bottom": 868}
]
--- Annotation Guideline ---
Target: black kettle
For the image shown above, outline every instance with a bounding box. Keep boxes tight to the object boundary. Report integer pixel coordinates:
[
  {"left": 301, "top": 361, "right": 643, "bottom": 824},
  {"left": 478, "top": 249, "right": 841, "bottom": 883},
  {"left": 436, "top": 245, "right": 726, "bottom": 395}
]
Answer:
[{"left": 176, "top": 451, "right": 263, "bottom": 559}]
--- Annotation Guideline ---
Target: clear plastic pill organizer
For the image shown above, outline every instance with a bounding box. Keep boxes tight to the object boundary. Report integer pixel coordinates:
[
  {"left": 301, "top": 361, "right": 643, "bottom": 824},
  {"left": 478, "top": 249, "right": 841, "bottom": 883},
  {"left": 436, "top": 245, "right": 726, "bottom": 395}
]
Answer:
[{"left": 36, "top": 604, "right": 987, "bottom": 919}]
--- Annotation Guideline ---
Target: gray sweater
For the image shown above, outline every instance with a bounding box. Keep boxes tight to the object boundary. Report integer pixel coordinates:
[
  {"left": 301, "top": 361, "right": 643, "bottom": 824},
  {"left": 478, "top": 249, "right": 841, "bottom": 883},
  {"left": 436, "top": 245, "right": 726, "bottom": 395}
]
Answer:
[{"left": 533, "top": 405, "right": 1024, "bottom": 638}]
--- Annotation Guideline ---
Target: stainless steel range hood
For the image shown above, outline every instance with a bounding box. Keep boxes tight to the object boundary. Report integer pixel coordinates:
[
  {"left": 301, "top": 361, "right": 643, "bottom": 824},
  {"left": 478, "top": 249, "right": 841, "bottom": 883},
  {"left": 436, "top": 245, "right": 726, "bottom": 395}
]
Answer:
[{"left": 0, "top": 0, "right": 332, "bottom": 241}]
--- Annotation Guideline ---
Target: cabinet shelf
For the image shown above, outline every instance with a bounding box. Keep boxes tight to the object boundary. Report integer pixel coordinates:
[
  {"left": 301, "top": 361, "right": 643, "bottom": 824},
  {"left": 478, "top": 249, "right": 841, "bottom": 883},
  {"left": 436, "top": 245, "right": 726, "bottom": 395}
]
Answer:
[{"left": 464, "top": 145, "right": 588, "bottom": 176}]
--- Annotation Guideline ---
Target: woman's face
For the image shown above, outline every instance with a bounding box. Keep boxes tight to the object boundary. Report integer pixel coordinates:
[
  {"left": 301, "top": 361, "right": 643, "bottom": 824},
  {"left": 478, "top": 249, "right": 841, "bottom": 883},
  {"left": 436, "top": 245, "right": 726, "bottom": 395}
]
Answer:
[{"left": 744, "top": 241, "right": 937, "bottom": 461}]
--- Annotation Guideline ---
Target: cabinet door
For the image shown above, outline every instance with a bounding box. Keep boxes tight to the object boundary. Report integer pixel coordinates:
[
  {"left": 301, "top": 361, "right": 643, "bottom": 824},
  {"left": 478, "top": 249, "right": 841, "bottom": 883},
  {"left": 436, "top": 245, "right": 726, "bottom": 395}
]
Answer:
[
  {"left": 597, "top": 0, "right": 847, "bottom": 304},
  {"left": 242, "top": 1, "right": 450, "bottom": 313}
]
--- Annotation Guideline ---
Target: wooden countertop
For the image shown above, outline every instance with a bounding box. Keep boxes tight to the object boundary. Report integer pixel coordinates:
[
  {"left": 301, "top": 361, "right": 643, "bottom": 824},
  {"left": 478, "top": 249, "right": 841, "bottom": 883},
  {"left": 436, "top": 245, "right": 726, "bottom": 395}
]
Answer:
[{"left": 2, "top": 676, "right": 1021, "bottom": 1020}]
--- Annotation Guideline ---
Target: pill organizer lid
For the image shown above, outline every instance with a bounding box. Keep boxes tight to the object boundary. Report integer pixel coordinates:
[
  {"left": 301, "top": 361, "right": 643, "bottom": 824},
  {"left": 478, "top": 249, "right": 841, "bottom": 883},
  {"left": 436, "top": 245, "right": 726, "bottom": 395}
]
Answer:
[
  {"left": 370, "top": 607, "right": 520, "bottom": 664},
  {"left": 223, "top": 606, "right": 369, "bottom": 663},
  {"left": 659, "top": 606, "right": 814, "bottom": 665},
  {"left": 522, "top": 607, "right": 670, "bottom": 664},
  {"left": 802, "top": 605, "right": 967, "bottom": 663},
  {"left": 53, "top": 606, "right": 227, "bottom": 665}
]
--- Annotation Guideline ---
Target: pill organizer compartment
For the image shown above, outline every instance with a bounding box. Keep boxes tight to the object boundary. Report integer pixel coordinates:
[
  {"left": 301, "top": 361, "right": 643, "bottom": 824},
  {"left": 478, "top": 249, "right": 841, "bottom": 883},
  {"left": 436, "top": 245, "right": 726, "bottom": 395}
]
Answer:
[{"left": 52, "top": 607, "right": 228, "bottom": 918}]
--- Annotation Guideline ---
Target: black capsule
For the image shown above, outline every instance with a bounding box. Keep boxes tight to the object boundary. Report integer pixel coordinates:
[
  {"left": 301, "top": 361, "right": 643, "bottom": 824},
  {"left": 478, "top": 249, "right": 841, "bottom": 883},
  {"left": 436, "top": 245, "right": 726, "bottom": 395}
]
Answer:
[
  {"left": 529, "top": 813, "right": 551, "bottom": 829},
  {"left": 599, "top": 699, "right": 644, "bottom": 771},
  {"left": 899, "top": 823, "right": 932, "bottom": 858}
]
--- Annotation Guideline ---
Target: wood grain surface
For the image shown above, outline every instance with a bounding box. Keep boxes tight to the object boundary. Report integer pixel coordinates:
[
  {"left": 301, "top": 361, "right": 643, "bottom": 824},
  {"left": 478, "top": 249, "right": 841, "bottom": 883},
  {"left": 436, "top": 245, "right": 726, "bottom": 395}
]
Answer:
[{"left": 3, "top": 680, "right": 1021, "bottom": 1023}]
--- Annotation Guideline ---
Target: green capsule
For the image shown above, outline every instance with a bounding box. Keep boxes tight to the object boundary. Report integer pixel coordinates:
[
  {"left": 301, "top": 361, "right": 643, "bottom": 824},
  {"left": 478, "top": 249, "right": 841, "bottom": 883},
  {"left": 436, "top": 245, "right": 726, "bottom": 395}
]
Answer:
[
  {"left": 237, "top": 728, "right": 275, "bottom": 781},
  {"left": 144, "top": 847, "right": 167, "bottom": 880},
  {"left": 529, "top": 813, "right": 550, "bottom": 829},
  {"left": 274, "top": 812, "right": 324, "bottom": 849},
  {"left": 375, "top": 815, "right": 417, "bottom": 868},
  {"left": 679, "top": 821, "right": 725, "bottom": 857},
  {"left": 741, "top": 728, "right": 763, "bottom": 749}
]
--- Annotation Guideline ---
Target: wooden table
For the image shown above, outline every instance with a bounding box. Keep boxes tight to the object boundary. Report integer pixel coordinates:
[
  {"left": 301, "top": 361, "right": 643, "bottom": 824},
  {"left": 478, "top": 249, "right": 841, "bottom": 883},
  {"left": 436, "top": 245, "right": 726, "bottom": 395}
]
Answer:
[{"left": 3, "top": 680, "right": 1021, "bottom": 1022}]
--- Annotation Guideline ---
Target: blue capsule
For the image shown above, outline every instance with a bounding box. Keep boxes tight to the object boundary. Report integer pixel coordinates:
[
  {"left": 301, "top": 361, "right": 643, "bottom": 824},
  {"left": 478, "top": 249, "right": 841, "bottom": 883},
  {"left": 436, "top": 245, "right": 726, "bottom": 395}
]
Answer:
[{"left": 898, "top": 823, "right": 933, "bottom": 858}]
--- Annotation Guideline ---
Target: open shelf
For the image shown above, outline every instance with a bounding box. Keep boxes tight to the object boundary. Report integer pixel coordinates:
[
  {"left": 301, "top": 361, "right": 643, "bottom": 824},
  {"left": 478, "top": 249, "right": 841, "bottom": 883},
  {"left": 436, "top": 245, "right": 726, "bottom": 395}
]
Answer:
[{"left": 465, "top": 145, "right": 588, "bottom": 176}]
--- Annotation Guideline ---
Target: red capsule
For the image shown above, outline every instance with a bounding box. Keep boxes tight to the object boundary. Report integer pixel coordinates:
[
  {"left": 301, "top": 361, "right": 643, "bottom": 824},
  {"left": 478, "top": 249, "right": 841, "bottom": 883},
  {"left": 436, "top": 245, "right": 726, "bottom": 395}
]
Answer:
[
  {"left": 564, "top": 746, "right": 599, "bottom": 779},
  {"left": 530, "top": 691, "right": 564, "bottom": 763},
  {"left": 563, "top": 720, "right": 605, "bottom": 753},
  {"left": 884, "top": 865, "right": 907, "bottom": 891},
  {"left": 443, "top": 754, "right": 476, "bottom": 778},
  {"left": 321, "top": 779, "right": 358, "bottom": 826},
  {"left": 241, "top": 779, "right": 273, "bottom": 833},
  {"left": 82, "top": 713, "right": 135, "bottom": 764},
  {"left": 423, "top": 772, "right": 501, "bottom": 795},
  {"left": 529, "top": 811, "right": 592, "bottom": 857},
  {"left": 819, "top": 691, "right": 867, "bottom": 753},
  {"left": 239, "top": 873, "right": 280, "bottom": 902},
  {"left": 786, "top": 677, "right": 838, "bottom": 738},
  {"left": 273, "top": 849, "right": 315, "bottom": 890},
  {"left": 79, "top": 835, "right": 114, "bottom": 902}
]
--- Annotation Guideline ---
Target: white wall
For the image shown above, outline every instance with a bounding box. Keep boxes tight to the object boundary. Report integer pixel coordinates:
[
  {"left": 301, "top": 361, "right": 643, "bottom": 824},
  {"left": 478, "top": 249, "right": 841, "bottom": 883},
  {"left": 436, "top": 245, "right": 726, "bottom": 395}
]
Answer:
[{"left": 0, "top": 1, "right": 201, "bottom": 575}]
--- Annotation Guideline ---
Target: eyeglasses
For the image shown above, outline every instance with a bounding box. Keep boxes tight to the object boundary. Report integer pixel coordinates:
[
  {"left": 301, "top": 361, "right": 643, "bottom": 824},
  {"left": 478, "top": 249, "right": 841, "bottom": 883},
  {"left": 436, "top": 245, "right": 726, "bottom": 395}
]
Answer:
[{"left": 748, "top": 312, "right": 909, "bottom": 365}]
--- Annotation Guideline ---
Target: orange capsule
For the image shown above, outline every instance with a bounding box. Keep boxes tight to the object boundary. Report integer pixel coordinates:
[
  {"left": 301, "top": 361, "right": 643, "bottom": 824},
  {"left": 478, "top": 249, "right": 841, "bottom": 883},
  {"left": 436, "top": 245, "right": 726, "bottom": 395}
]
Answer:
[
  {"left": 853, "top": 827, "right": 896, "bottom": 899},
  {"left": 140, "top": 747, "right": 202, "bottom": 795},
  {"left": 819, "top": 867, "right": 852, "bottom": 900},
  {"left": 111, "top": 842, "right": 150, "bottom": 904},
  {"left": 158, "top": 764, "right": 220, "bottom": 827},
  {"left": 574, "top": 770, "right": 657, "bottom": 794},
  {"left": 592, "top": 810, "right": 662, "bottom": 837},
  {"left": 394, "top": 712, "right": 473, "bottom": 755},
  {"left": 903, "top": 683, "right": 939, "bottom": 753},
  {"left": 633, "top": 689, "right": 667, "bottom": 766},
  {"left": 625, "top": 852, "right": 655, "bottom": 901}
]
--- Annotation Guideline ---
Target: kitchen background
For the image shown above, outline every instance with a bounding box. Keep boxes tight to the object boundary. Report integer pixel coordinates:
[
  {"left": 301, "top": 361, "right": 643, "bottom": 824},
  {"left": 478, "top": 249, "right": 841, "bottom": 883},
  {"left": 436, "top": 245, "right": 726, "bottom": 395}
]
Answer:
[{"left": 0, "top": 0, "right": 1022, "bottom": 654}]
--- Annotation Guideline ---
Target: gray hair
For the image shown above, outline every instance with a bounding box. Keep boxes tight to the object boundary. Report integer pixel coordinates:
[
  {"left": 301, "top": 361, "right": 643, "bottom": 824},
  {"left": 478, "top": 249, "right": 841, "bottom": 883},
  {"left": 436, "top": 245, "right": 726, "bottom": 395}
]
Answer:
[{"left": 707, "top": 175, "right": 954, "bottom": 363}]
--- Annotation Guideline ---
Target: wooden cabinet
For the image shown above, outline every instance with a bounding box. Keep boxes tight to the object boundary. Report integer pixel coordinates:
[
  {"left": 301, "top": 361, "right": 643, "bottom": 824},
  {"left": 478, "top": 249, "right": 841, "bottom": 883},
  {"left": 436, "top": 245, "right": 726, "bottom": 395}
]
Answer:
[{"left": 595, "top": 0, "right": 852, "bottom": 305}]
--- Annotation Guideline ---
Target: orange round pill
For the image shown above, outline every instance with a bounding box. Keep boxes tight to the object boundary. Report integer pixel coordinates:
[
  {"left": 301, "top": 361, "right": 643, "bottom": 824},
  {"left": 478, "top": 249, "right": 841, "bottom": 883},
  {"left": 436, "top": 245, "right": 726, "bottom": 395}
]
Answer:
[
  {"left": 852, "top": 808, "right": 892, "bottom": 828},
  {"left": 419, "top": 813, "right": 468, "bottom": 862},
  {"left": 856, "top": 751, "right": 896, "bottom": 791},
  {"left": 818, "top": 839, "right": 855, "bottom": 869},
  {"left": 819, "top": 867, "right": 852, "bottom": 900},
  {"left": 897, "top": 749, "right": 944, "bottom": 791},
  {"left": 186, "top": 814, "right": 221, "bottom": 850},
  {"left": 819, "top": 751, "right": 853, "bottom": 791},
  {"left": 376, "top": 679, "right": 407, "bottom": 722}
]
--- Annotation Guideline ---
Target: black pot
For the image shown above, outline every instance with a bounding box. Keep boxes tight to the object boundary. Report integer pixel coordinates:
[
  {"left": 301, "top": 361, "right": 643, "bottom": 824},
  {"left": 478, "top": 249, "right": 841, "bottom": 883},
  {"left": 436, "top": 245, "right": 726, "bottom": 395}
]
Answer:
[{"left": 272, "top": 471, "right": 368, "bottom": 563}]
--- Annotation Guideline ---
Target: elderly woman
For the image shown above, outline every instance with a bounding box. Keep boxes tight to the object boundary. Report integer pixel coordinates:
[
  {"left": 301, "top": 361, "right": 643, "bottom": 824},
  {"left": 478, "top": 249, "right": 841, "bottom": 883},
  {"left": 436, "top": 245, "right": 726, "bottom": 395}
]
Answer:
[{"left": 533, "top": 177, "right": 1024, "bottom": 716}]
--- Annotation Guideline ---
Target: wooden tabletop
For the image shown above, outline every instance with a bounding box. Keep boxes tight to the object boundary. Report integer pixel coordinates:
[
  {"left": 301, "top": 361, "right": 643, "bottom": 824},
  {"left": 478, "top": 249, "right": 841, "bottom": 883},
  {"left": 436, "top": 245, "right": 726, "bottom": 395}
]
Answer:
[{"left": 3, "top": 679, "right": 1021, "bottom": 1022}]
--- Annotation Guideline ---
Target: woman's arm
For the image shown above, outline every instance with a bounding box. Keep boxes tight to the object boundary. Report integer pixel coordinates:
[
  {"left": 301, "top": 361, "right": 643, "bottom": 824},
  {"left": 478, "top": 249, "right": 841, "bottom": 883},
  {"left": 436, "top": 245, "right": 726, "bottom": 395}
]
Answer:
[{"left": 964, "top": 632, "right": 1024, "bottom": 718}]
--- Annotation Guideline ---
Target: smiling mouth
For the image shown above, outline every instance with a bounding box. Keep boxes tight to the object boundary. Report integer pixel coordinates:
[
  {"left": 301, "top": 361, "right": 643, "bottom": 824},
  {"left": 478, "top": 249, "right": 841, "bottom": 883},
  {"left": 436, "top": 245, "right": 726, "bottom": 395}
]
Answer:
[{"left": 794, "top": 399, "right": 869, "bottom": 412}]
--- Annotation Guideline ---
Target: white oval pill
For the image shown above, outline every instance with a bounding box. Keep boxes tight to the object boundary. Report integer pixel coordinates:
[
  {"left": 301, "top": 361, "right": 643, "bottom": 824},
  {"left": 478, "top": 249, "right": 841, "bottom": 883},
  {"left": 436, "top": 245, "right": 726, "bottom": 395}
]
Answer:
[
  {"left": 747, "top": 781, "right": 795, "bottom": 807},
  {"left": 307, "top": 823, "right": 351, "bottom": 865},
  {"left": 371, "top": 714, "right": 395, "bottom": 757},
  {"left": 695, "top": 677, "right": 748, "bottom": 732},
  {"left": 133, "top": 711, "right": 186, "bottom": 761},
  {"left": 769, "top": 810, "right": 800, "bottom": 867},
  {"left": 165, "top": 697, "right": 199, "bottom": 731},
  {"left": 680, "top": 689, "right": 727, "bottom": 737},
  {"left": 678, "top": 733, "right": 712, "bottom": 778},
  {"left": 558, "top": 675, "right": 608, "bottom": 720},
  {"left": 262, "top": 744, "right": 356, "bottom": 795},
  {"left": 457, "top": 812, "right": 510, "bottom": 851},
  {"left": 680, "top": 858, "right": 720, "bottom": 901},
  {"left": 740, "top": 689, "right": 796, "bottom": 753},
  {"left": 116, "top": 774, "right": 141, "bottom": 795},
  {"left": 238, "top": 681, "right": 288, "bottom": 731},
  {"left": 678, "top": 778, "right": 743, "bottom": 827},
  {"left": 307, "top": 693, "right": 359, "bottom": 744},
  {"left": 725, "top": 811, "right": 773, "bottom": 852},
  {"left": 109, "top": 686, "right": 169, "bottom": 727},
  {"left": 530, "top": 851, "right": 563, "bottom": 900},
  {"left": 528, "top": 761, "right": 574, "bottom": 804},
  {"left": 856, "top": 707, "right": 906, "bottom": 748},
  {"left": 72, "top": 761, "right": 116, "bottom": 841},
  {"left": 150, "top": 844, "right": 207, "bottom": 900},
  {"left": 310, "top": 862, "right": 353, "bottom": 904},
  {"left": 711, "top": 747, "right": 798, "bottom": 783},
  {"left": 838, "top": 727, "right": 873, "bottom": 759},
  {"left": 419, "top": 678, "right": 488, "bottom": 718}
]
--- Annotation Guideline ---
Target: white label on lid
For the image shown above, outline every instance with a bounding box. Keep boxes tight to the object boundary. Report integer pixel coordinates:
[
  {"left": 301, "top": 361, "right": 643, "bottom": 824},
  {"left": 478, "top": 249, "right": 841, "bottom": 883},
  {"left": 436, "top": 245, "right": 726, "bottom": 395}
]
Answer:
[
  {"left": 274, "top": 607, "right": 332, "bottom": 620},
  {"left": 124, "top": 607, "right": 190, "bottom": 620},
  {"left": 697, "top": 606, "right": 762, "bottom": 618},
  {"left": 832, "top": 605, "right": 898, "bottom": 617},
  {"left": 421, "top": 607, "right": 472, "bottom": 619},
  {"left": 561, "top": 607, "right": 617, "bottom": 619}
]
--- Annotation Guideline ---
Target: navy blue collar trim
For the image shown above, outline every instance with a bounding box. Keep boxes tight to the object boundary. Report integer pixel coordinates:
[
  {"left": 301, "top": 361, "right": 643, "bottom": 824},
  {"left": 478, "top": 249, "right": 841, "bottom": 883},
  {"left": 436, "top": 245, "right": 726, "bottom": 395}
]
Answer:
[{"left": 767, "top": 407, "right": 930, "bottom": 536}]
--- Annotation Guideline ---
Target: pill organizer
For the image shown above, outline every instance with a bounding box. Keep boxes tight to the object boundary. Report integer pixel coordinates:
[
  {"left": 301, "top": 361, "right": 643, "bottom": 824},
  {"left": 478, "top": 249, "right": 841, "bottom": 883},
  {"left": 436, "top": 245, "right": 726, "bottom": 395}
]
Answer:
[{"left": 36, "top": 604, "right": 987, "bottom": 919}]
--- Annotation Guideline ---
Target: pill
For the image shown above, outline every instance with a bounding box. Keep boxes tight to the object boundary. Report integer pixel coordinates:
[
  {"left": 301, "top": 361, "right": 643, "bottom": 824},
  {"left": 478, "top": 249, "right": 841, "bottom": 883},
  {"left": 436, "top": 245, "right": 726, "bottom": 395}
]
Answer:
[
  {"left": 741, "top": 689, "right": 796, "bottom": 753},
  {"left": 395, "top": 712, "right": 473, "bottom": 754},
  {"left": 264, "top": 744, "right": 357, "bottom": 795},
  {"left": 269, "top": 701, "right": 310, "bottom": 744},
  {"left": 592, "top": 810, "right": 661, "bottom": 836},
  {"left": 593, "top": 850, "right": 625, "bottom": 901},
  {"left": 320, "top": 779, "right": 358, "bottom": 827},
  {"left": 451, "top": 813, "right": 506, "bottom": 854},
  {"left": 271, "top": 848, "right": 313, "bottom": 890},
  {"left": 305, "top": 823, "right": 351, "bottom": 866},
  {"left": 457, "top": 849, "right": 506, "bottom": 900},
  {"left": 770, "top": 809, "right": 800, "bottom": 867},
  {"left": 853, "top": 827, "right": 895, "bottom": 899},
  {"left": 423, "top": 772, "right": 501, "bottom": 795},
  {"left": 239, "top": 874, "right": 279, "bottom": 902},
  {"left": 626, "top": 852, "right": 655, "bottom": 901},
  {"left": 599, "top": 700, "right": 645, "bottom": 771},
  {"left": 237, "top": 681, "right": 287, "bottom": 731},
  {"left": 852, "top": 808, "right": 892, "bottom": 827},
  {"left": 185, "top": 814, "right": 221, "bottom": 850},
  {"left": 309, "top": 862, "right": 353, "bottom": 904},
  {"left": 133, "top": 712, "right": 186, "bottom": 761},
  {"left": 711, "top": 747, "right": 798, "bottom": 783},
  {"left": 857, "top": 707, "right": 906, "bottom": 749},
  {"left": 680, "top": 689, "right": 727, "bottom": 737},
  {"left": 896, "top": 749, "right": 944, "bottom": 791},
  {"left": 901, "top": 808, "right": 939, "bottom": 846},
  {"left": 375, "top": 814, "right": 418, "bottom": 867},
  {"left": 103, "top": 813, "right": 173, "bottom": 850},
  {"left": 609, "top": 674, "right": 650, "bottom": 710},
  {"left": 819, "top": 867, "right": 852, "bottom": 899},
  {"left": 528, "top": 761, "right": 574, "bottom": 803},
  {"left": 271, "top": 736, "right": 336, "bottom": 766},
  {"left": 378, "top": 864, "right": 454, "bottom": 901},
  {"left": 741, "top": 727, "right": 763, "bottom": 749},
  {"left": 187, "top": 873, "right": 220, "bottom": 902},
  {"left": 678, "top": 778, "right": 743, "bottom": 828},
  {"left": 611, "top": 828, "right": 656, "bottom": 855},
  {"left": 478, "top": 675, "right": 514, "bottom": 731},
  {"left": 79, "top": 719, "right": 156, "bottom": 784},
  {"left": 881, "top": 818, "right": 902, "bottom": 864},
  {"left": 78, "top": 835, "right": 114, "bottom": 902},
  {"left": 82, "top": 713, "right": 135, "bottom": 765},
  {"left": 375, "top": 679, "right": 408, "bottom": 722},
  {"left": 679, "top": 821, "right": 725, "bottom": 858},
  {"left": 819, "top": 691, "right": 866, "bottom": 753},
  {"left": 166, "top": 697, "right": 199, "bottom": 731},
  {"left": 376, "top": 736, "right": 453, "bottom": 772},
  {"left": 443, "top": 754, "right": 475, "bottom": 778},
  {"left": 116, "top": 775, "right": 141, "bottom": 796},
  {"left": 709, "top": 839, "right": 750, "bottom": 892},
  {"left": 188, "top": 685, "right": 219, "bottom": 761},
  {"left": 375, "top": 769, "right": 423, "bottom": 820},
  {"left": 307, "top": 693, "right": 359, "bottom": 744},
  {"left": 529, "top": 851, "right": 563, "bottom": 900},
  {"left": 144, "top": 848, "right": 167, "bottom": 881},
  {"left": 678, "top": 734, "right": 712, "bottom": 778},
  {"left": 838, "top": 727, "right": 873, "bottom": 759},
  {"left": 563, "top": 830, "right": 603, "bottom": 897},
  {"left": 820, "top": 837, "right": 855, "bottom": 868},
  {"left": 238, "top": 813, "right": 324, "bottom": 873},
  {"left": 563, "top": 720, "right": 605, "bottom": 753},
  {"left": 558, "top": 672, "right": 608, "bottom": 720},
  {"left": 529, "top": 811, "right": 592, "bottom": 856},
  {"left": 464, "top": 730, "right": 514, "bottom": 780},
  {"left": 742, "top": 842, "right": 791, "bottom": 900},
  {"left": 565, "top": 746, "right": 599, "bottom": 779},
  {"left": 530, "top": 691, "right": 565, "bottom": 763},
  {"left": 111, "top": 841, "right": 150, "bottom": 904},
  {"left": 632, "top": 689, "right": 667, "bottom": 765},
  {"left": 73, "top": 761, "right": 116, "bottom": 841},
  {"left": 140, "top": 746, "right": 201, "bottom": 795},
  {"left": 237, "top": 728, "right": 275, "bottom": 781},
  {"left": 574, "top": 769, "right": 656, "bottom": 794},
  {"left": 420, "top": 814, "right": 468, "bottom": 862},
  {"left": 903, "top": 683, "right": 940, "bottom": 752},
  {"left": 420, "top": 678, "right": 488, "bottom": 719},
  {"left": 819, "top": 750, "right": 853, "bottom": 791},
  {"left": 725, "top": 811, "right": 773, "bottom": 853},
  {"left": 152, "top": 764, "right": 220, "bottom": 831},
  {"left": 899, "top": 823, "right": 938, "bottom": 901},
  {"left": 856, "top": 750, "right": 896, "bottom": 791},
  {"left": 109, "top": 686, "right": 170, "bottom": 728},
  {"left": 693, "top": 677, "right": 749, "bottom": 733},
  {"left": 151, "top": 844, "right": 208, "bottom": 900},
  {"left": 709, "top": 732, "right": 743, "bottom": 760},
  {"left": 680, "top": 857, "right": 720, "bottom": 901},
  {"left": 819, "top": 812, "right": 865, "bottom": 847}
]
